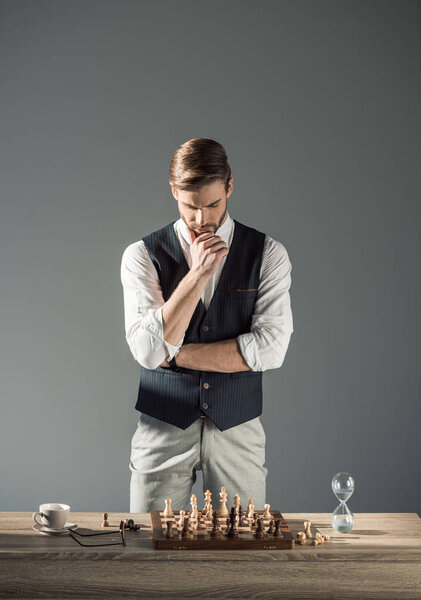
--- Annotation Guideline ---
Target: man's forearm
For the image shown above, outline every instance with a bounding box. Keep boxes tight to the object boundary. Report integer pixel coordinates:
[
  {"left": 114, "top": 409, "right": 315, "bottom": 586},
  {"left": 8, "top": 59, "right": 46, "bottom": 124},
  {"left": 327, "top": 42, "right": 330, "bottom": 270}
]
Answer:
[
  {"left": 174, "top": 338, "right": 252, "bottom": 373},
  {"left": 161, "top": 268, "right": 209, "bottom": 346}
]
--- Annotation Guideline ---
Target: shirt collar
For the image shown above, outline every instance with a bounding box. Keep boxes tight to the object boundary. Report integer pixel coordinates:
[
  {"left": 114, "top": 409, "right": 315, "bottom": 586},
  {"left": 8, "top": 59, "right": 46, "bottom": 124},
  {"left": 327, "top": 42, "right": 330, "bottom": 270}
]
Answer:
[{"left": 178, "top": 211, "right": 234, "bottom": 245}]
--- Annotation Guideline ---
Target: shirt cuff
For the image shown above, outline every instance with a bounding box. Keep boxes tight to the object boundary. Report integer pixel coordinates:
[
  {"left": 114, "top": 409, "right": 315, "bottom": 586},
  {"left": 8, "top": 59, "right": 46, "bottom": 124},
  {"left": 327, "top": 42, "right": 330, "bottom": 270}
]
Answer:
[{"left": 236, "top": 333, "right": 262, "bottom": 371}]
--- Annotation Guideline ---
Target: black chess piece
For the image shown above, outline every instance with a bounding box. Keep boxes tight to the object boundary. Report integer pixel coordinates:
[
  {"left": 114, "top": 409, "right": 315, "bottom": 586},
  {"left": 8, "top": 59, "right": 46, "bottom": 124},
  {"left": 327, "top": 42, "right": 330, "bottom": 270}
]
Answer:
[
  {"left": 210, "top": 512, "right": 222, "bottom": 538},
  {"left": 165, "top": 520, "right": 174, "bottom": 538},
  {"left": 273, "top": 519, "right": 283, "bottom": 537},
  {"left": 267, "top": 519, "right": 275, "bottom": 535},
  {"left": 251, "top": 512, "right": 258, "bottom": 531},
  {"left": 181, "top": 516, "right": 191, "bottom": 538},
  {"left": 254, "top": 517, "right": 264, "bottom": 538},
  {"left": 238, "top": 506, "right": 249, "bottom": 527},
  {"left": 226, "top": 509, "right": 239, "bottom": 538}
]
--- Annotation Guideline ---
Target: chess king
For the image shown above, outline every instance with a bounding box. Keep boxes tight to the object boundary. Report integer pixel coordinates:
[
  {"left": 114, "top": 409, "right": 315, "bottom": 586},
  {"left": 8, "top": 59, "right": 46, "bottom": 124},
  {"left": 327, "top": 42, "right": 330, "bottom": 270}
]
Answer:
[{"left": 121, "top": 137, "right": 294, "bottom": 512}]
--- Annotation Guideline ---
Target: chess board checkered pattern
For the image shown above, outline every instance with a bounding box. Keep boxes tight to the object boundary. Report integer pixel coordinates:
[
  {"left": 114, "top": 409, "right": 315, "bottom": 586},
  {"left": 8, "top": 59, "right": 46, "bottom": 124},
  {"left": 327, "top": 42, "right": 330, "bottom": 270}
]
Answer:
[{"left": 150, "top": 510, "right": 295, "bottom": 550}]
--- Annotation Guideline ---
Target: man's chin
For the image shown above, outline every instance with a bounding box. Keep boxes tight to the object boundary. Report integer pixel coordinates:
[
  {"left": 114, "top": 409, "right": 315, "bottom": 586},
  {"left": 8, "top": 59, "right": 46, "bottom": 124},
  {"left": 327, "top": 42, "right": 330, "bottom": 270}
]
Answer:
[{"left": 191, "top": 227, "right": 214, "bottom": 236}]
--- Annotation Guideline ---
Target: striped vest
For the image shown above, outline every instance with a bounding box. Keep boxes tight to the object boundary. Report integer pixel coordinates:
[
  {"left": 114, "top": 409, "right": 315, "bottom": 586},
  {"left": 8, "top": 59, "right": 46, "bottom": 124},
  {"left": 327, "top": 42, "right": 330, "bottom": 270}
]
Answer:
[{"left": 135, "top": 218, "right": 266, "bottom": 431}]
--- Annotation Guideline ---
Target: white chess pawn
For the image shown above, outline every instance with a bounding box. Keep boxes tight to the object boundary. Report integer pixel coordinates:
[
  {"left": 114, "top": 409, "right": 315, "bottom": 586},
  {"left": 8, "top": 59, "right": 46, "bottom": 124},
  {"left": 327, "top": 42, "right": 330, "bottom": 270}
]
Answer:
[
  {"left": 263, "top": 503, "right": 272, "bottom": 520},
  {"left": 247, "top": 503, "right": 255, "bottom": 519},
  {"left": 247, "top": 496, "right": 253, "bottom": 514},
  {"left": 177, "top": 510, "right": 186, "bottom": 528},
  {"left": 234, "top": 494, "right": 240, "bottom": 508},
  {"left": 163, "top": 498, "right": 174, "bottom": 518}
]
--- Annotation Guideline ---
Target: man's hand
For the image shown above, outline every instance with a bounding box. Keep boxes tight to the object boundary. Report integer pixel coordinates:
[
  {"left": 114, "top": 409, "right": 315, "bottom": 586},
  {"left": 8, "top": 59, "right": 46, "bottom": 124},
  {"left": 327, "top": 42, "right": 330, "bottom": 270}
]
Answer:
[{"left": 186, "top": 227, "right": 229, "bottom": 278}]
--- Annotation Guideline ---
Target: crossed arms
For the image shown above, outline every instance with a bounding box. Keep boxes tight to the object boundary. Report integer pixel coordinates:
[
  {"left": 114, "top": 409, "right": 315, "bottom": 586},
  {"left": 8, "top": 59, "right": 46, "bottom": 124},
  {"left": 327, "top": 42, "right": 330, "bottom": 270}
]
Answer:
[{"left": 120, "top": 235, "right": 294, "bottom": 374}]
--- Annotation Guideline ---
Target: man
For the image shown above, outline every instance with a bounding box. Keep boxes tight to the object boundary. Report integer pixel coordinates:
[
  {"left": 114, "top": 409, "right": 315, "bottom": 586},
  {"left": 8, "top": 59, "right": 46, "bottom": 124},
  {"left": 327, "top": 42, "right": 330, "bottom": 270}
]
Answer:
[{"left": 120, "top": 138, "right": 293, "bottom": 513}]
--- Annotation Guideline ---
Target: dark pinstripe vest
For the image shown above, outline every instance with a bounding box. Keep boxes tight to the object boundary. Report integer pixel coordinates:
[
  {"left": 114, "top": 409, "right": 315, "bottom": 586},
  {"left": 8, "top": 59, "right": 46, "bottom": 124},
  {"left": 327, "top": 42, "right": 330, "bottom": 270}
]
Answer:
[{"left": 135, "top": 218, "right": 266, "bottom": 431}]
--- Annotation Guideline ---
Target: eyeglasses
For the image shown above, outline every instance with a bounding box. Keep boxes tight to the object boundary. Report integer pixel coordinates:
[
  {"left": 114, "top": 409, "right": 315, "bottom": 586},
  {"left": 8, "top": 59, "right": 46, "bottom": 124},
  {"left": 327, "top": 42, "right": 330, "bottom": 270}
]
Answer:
[{"left": 68, "top": 520, "right": 126, "bottom": 547}]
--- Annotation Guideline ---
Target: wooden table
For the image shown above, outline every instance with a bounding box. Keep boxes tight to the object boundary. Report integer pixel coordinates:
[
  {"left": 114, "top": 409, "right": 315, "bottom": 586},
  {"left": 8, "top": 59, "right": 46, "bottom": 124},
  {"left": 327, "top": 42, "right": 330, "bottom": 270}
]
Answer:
[{"left": 1, "top": 512, "right": 420, "bottom": 599}]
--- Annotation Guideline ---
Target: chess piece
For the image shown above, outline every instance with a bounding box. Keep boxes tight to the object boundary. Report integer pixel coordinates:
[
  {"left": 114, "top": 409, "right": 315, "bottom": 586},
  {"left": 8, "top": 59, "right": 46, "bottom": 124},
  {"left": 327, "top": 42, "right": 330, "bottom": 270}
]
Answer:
[
  {"left": 247, "top": 503, "right": 255, "bottom": 520},
  {"left": 323, "top": 533, "right": 331, "bottom": 541},
  {"left": 191, "top": 518, "right": 201, "bottom": 534},
  {"left": 177, "top": 510, "right": 186, "bottom": 528},
  {"left": 181, "top": 516, "right": 191, "bottom": 538},
  {"left": 226, "top": 510, "right": 239, "bottom": 538},
  {"left": 203, "top": 494, "right": 213, "bottom": 520},
  {"left": 251, "top": 512, "right": 258, "bottom": 531},
  {"left": 165, "top": 520, "right": 174, "bottom": 538},
  {"left": 296, "top": 531, "right": 307, "bottom": 544},
  {"left": 304, "top": 520, "right": 313, "bottom": 539},
  {"left": 237, "top": 506, "right": 245, "bottom": 527},
  {"left": 102, "top": 512, "right": 109, "bottom": 527},
  {"left": 234, "top": 494, "right": 240, "bottom": 509},
  {"left": 218, "top": 486, "right": 229, "bottom": 517},
  {"left": 233, "top": 505, "right": 239, "bottom": 526},
  {"left": 202, "top": 490, "right": 212, "bottom": 518},
  {"left": 267, "top": 519, "right": 275, "bottom": 535},
  {"left": 210, "top": 512, "right": 222, "bottom": 538},
  {"left": 315, "top": 532, "right": 324, "bottom": 544},
  {"left": 263, "top": 504, "right": 272, "bottom": 520},
  {"left": 273, "top": 519, "right": 283, "bottom": 537},
  {"left": 189, "top": 494, "right": 198, "bottom": 520},
  {"left": 163, "top": 498, "right": 174, "bottom": 518},
  {"left": 254, "top": 517, "right": 264, "bottom": 538}
]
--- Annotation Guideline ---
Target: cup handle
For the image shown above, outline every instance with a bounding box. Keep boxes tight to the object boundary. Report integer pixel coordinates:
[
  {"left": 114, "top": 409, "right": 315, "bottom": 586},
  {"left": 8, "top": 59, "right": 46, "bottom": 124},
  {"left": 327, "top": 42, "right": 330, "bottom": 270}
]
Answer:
[{"left": 32, "top": 511, "right": 44, "bottom": 526}]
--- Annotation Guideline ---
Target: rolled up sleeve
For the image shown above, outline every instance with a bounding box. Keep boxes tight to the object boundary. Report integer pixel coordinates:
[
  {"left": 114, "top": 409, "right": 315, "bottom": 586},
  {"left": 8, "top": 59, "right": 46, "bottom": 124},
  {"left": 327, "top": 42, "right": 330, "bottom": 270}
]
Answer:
[
  {"left": 120, "top": 242, "right": 184, "bottom": 369},
  {"left": 236, "top": 236, "right": 294, "bottom": 371}
]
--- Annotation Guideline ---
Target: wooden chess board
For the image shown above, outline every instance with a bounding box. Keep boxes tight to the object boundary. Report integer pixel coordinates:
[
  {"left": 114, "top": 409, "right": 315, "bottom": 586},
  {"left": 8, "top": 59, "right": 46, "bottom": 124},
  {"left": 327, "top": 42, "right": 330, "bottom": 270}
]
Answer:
[{"left": 150, "top": 510, "right": 295, "bottom": 550}]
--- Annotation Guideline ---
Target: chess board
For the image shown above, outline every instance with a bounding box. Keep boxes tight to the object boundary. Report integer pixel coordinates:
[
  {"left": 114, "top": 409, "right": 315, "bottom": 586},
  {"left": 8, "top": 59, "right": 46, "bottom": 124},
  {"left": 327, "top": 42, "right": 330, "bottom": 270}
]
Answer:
[{"left": 150, "top": 510, "right": 295, "bottom": 550}]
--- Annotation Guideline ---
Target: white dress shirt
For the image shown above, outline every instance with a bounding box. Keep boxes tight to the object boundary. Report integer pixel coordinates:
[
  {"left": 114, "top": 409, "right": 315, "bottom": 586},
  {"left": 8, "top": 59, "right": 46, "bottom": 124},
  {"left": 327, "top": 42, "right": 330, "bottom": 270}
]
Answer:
[{"left": 120, "top": 212, "right": 294, "bottom": 371}]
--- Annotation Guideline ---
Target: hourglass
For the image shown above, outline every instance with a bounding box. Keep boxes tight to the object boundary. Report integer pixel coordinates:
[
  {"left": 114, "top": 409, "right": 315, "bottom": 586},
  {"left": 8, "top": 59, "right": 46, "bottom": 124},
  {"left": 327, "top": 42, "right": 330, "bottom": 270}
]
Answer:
[{"left": 331, "top": 472, "right": 355, "bottom": 532}]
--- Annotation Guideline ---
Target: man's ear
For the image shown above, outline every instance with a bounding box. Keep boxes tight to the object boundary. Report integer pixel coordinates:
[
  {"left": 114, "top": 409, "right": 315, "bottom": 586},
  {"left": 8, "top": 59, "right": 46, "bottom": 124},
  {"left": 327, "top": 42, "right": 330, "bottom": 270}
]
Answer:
[{"left": 170, "top": 184, "right": 178, "bottom": 200}]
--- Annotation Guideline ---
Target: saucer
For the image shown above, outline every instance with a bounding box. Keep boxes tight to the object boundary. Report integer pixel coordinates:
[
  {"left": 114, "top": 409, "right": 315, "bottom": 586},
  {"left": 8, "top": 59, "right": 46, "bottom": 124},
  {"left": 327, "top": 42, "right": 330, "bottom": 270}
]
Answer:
[{"left": 32, "top": 522, "right": 78, "bottom": 535}]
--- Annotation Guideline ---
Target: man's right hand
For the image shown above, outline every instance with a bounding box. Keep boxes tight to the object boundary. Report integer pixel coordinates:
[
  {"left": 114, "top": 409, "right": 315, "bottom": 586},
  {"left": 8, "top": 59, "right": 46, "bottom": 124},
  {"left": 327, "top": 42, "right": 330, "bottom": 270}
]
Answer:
[{"left": 187, "top": 227, "right": 229, "bottom": 279}]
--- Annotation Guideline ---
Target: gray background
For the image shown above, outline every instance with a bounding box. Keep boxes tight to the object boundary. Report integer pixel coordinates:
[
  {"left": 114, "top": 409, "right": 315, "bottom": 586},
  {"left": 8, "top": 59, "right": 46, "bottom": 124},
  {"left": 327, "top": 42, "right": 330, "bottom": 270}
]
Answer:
[{"left": 1, "top": 0, "right": 420, "bottom": 515}]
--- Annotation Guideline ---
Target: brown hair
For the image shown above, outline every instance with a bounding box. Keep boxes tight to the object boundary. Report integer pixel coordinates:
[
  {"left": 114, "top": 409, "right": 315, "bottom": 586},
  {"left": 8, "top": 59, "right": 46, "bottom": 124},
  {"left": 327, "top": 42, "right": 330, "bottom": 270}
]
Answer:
[{"left": 169, "top": 138, "right": 232, "bottom": 193}]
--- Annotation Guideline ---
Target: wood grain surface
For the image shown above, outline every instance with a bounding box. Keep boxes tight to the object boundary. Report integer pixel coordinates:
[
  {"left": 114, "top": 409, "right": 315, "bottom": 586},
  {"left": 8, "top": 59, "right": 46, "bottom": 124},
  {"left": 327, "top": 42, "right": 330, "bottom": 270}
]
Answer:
[{"left": 1, "top": 512, "right": 420, "bottom": 599}]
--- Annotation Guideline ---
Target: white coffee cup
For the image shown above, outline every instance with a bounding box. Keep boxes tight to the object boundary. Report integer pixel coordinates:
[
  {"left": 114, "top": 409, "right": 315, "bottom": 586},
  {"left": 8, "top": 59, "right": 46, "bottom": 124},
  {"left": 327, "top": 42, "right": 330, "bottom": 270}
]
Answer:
[{"left": 32, "top": 503, "right": 70, "bottom": 530}]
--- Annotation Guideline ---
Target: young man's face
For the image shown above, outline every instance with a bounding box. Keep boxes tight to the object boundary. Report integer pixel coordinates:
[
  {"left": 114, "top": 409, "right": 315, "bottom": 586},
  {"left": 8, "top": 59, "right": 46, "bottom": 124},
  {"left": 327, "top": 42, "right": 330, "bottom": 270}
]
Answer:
[{"left": 171, "top": 178, "right": 233, "bottom": 239}]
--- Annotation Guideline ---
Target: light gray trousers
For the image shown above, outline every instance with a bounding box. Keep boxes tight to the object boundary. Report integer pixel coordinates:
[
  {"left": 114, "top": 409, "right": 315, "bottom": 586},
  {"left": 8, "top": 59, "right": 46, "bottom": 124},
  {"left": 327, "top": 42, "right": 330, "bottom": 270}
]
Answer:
[{"left": 129, "top": 412, "right": 268, "bottom": 513}]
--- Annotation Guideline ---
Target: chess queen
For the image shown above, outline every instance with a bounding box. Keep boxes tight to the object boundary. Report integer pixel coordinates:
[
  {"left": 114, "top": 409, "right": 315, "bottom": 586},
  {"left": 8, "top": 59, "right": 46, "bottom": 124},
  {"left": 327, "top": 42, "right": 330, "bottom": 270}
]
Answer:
[{"left": 122, "top": 138, "right": 293, "bottom": 512}]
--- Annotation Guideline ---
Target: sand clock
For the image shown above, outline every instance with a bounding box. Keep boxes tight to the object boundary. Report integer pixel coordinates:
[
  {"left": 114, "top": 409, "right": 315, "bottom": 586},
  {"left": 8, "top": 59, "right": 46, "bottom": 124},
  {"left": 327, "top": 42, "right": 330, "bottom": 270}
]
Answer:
[{"left": 331, "top": 472, "right": 355, "bottom": 532}]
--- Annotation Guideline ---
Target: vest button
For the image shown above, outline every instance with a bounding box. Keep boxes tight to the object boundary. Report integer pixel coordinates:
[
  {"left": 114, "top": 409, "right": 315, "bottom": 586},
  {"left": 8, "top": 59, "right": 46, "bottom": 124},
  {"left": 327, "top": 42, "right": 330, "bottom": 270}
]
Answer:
[
  {"left": 202, "top": 325, "right": 210, "bottom": 331},
  {"left": 203, "top": 382, "right": 210, "bottom": 389},
  {"left": 202, "top": 402, "right": 208, "bottom": 410}
]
